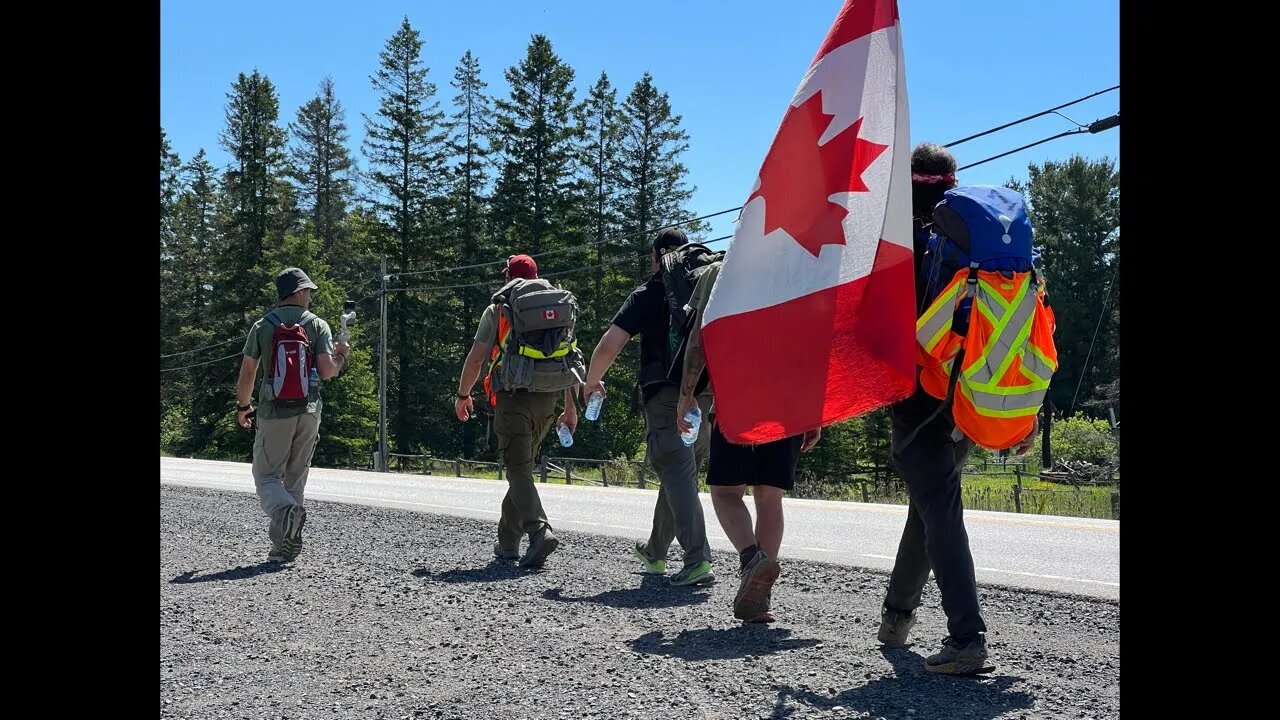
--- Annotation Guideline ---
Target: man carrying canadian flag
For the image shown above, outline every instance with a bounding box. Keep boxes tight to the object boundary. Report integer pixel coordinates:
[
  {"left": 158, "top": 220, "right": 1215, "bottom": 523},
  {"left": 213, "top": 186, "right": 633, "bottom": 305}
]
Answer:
[{"left": 695, "top": 0, "right": 1052, "bottom": 674}]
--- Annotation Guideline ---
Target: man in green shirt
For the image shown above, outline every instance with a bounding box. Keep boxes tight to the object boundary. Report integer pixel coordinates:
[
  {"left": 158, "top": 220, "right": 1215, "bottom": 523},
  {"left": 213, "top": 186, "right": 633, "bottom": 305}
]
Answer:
[{"left": 236, "top": 268, "right": 351, "bottom": 563}]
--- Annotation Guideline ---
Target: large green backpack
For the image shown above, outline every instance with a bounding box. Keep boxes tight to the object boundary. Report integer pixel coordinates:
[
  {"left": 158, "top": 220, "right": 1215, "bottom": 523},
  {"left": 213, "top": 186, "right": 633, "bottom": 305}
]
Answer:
[{"left": 490, "top": 278, "right": 585, "bottom": 394}]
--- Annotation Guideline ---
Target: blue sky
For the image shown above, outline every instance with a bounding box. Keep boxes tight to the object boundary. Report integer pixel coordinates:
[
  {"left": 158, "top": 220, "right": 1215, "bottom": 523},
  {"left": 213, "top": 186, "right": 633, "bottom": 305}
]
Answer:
[{"left": 161, "top": 0, "right": 1119, "bottom": 251}]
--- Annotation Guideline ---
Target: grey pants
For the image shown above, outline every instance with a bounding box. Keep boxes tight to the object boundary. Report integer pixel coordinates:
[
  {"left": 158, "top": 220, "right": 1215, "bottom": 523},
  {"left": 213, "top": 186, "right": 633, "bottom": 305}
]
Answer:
[
  {"left": 252, "top": 412, "right": 321, "bottom": 543},
  {"left": 642, "top": 385, "right": 712, "bottom": 568},
  {"left": 494, "top": 390, "right": 558, "bottom": 550},
  {"left": 883, "top": 387, "right": 987, "bottom": 640}
]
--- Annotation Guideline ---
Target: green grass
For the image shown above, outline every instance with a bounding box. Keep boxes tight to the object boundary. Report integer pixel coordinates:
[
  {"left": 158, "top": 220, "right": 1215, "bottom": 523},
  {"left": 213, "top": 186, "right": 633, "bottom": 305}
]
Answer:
[{"left": 339, "top": 458, "right": 1120, "bottom": 520}]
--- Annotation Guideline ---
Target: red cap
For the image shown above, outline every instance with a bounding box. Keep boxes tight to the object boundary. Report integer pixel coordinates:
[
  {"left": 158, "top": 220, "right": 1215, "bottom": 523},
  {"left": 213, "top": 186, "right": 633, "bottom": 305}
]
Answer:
[{"left": 505, "top": 254, "right": 538, "bottom": 280}]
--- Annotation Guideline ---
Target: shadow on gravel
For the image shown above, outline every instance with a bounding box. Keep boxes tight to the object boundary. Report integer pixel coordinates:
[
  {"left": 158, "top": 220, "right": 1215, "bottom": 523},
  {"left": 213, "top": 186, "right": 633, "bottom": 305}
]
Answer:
[
  {"left": 769, "top": 647, "right": 1034, "bottom": 719},
  {"left": 629, "top": 626, "right": 821, "bottom": 661},
  {"left": 542, "top": 575, "right": 712, "bottom": 609},
  {"left": 412, "top": 561, "right": 528, "bottom": 584},
  {"left": 169, "top": 563, "right": 289, "bottom": 584}
]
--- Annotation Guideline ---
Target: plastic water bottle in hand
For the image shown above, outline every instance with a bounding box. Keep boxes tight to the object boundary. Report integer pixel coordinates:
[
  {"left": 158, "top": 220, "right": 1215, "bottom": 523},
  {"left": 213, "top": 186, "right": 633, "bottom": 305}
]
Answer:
[
  {"left": 557, "top": 423, "right": 574, "bottom": 447},
  {"left": 680, "top": 406, "right": 701, "bottom": 447},
  {"left": 585, "top": 391, "right": 605, "bottom": 421}
]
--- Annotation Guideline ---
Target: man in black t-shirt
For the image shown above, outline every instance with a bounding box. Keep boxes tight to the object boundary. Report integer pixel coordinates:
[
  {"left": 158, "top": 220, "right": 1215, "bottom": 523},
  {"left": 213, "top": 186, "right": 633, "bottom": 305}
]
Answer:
[{"left": 583, "top": 228, "right": 715, "bottom": 587}]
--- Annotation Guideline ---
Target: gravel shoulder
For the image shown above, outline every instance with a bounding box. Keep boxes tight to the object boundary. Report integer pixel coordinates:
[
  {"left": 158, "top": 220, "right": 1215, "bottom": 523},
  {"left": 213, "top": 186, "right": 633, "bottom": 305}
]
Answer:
[{"left": 160, "top": 485, "right": 1119, "bottom": 720}]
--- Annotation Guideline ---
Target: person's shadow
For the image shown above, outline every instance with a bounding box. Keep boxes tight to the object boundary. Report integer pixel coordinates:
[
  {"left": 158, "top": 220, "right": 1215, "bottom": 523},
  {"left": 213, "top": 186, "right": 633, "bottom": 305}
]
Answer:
[
  {"left": 169, "top": 562, "right": 289, "bottom": 584},
  {"left": 629, "top": 625, "right": 821, "bottom": 662},
  {"left": 770, "top": 646, "right": 1034, "bottom": 719},
  {"left": 412, "top": 560, "right": 528, "bottom": 584},
  {"left": 542, "top": 575, "right": 712, "bottom": 610}
]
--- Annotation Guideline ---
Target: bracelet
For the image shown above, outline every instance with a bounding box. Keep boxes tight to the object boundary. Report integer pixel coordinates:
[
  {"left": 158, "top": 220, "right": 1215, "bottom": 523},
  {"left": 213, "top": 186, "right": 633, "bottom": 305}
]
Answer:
[
  {"left": 237, "top": 403, "right": 252, "bottom": 412},
  {"left": 457, "top": 392, "right": 470, "bottom": 400}
]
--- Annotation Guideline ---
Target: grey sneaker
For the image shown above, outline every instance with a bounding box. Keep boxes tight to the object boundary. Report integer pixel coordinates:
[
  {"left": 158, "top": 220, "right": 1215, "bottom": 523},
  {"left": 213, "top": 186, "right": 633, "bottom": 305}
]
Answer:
[
  {"left": 925, "top": 635, "right": 990, "bottom": 675},
  {"left": 493, "top": 543, "right": 520, "bottom": 560},
  {"left": 266, "top": 543, "right": 290, "bottom": 563},
  {"left": 280, "top": 505, "right": 306, "bottom": 561},
  {"left": 877, "top": 606, "right": 917, "bottom": 647},
  {"left": 519, "top": 527, "right": 559, "bottom": 568},
  {"left": 734, "top": 551, "right": 780, "bottom": 620}
]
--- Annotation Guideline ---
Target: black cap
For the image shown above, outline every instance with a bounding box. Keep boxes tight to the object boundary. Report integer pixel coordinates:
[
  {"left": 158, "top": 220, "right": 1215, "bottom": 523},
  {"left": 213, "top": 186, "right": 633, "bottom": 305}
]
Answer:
[
  {"left": 652, "top": 227, "right": 689, "bottom": 252},
  {"left": 276, "top": 267, "right": 319, "bottom": 300}
]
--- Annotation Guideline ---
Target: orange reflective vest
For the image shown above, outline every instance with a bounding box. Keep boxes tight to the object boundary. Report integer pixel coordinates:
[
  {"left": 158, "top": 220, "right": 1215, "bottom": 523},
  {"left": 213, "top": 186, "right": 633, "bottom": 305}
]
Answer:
[
  {"left": 916, "top": 267, "right": 1058, "bottom": 450},
  {"left": 482, "top": 309, "right": 511, "bottom": 407}
]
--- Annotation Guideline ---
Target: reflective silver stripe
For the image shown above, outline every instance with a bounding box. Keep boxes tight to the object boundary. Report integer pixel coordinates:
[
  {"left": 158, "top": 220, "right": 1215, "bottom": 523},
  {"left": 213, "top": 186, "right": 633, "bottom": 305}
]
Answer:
[
  {"left": 916, "top": 282, "right": 961, "bottom": 351},
  {"left": 959, "top": 381, "right": 1048, "bottom": 417},
  {"left": 965, "top": 279, "right": 1036, "bottom": 386},
  {"left": 1021, "top": 344, "right": 1056, "bottom": 380}
]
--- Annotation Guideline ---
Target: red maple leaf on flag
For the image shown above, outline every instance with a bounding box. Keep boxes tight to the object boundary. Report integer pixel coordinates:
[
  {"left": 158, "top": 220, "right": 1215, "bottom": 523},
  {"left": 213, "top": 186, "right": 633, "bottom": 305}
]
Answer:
[{"left": 747, "top": 91, "right": 889, "bottom": 258}]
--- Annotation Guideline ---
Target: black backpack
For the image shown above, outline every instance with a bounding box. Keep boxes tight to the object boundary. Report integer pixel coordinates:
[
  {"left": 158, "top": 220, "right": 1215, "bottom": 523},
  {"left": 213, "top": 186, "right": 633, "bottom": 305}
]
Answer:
[{"left": 655, "top": 243, "right": 724, "bottom": 388}]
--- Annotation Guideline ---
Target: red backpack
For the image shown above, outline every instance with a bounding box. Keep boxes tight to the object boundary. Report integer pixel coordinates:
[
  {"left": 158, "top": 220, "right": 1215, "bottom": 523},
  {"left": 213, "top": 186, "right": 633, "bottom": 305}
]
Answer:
[{"left": 265, "top": 311, "right": 317, "bottom": 408}]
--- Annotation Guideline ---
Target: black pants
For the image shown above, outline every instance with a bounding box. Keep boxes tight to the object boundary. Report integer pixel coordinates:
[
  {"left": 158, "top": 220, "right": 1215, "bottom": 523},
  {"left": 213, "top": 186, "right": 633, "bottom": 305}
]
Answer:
[{"left": 883, "top": 386, "right": 987, "bottom": 641}]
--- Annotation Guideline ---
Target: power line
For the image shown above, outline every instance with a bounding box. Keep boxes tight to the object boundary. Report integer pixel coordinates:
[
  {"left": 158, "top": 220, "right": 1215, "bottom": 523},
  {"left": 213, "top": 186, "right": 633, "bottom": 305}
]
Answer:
[
  {"left": 160, "top": 351, "right": 242, "bottom": 373},
  {"left": 944, "top": 85, "right": 1118, "bottom": 148},
  {"left": 1068, "top": 257, "right": 1119, "bottom": 415},
  {"left": 159, "top": 337, "right": 240, "bottom": 358},
  {"left": 957, "top": 113, "right": 1119, "bottom": 171},
  {"left": 391, "top": 207, "right": 743, "bottom": 278},
  {"left": 390, "top": 234, "right": 735, "bottom": 293}
]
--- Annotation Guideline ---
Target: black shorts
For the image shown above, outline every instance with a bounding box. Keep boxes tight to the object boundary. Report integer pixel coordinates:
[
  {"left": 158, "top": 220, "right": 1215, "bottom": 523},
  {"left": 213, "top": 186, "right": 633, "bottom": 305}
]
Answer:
[{"left": 707, "top": 422, "right": 804, "bottom": 491}]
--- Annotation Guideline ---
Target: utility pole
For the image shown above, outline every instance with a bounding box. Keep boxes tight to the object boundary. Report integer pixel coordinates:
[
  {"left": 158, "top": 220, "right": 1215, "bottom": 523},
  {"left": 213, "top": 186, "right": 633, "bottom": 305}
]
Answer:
[{"left": 377, "top": 256, "right": 389, "bottom": 472}]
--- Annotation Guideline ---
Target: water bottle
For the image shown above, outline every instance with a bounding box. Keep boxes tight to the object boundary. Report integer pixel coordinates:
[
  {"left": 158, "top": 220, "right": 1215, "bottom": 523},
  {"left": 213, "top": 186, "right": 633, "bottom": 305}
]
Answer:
[
  {"left": 308, "top": 366, "right": 320, "bottom": 395},
  {"left": 556, "top": 423, "right": 574, "bottom": 447},
  {"left": 680, "top": 406, "right": 701, "bottom": 447},
  {"left": 585, "top": 391, "right": 605, "bottom": 421}
]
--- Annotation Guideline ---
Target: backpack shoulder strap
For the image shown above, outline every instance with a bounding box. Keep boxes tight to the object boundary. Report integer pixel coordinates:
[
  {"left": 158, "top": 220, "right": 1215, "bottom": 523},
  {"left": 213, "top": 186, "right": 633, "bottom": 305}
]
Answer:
[{"left": 265, "top": 311, "right": 283, "bottom": 328}]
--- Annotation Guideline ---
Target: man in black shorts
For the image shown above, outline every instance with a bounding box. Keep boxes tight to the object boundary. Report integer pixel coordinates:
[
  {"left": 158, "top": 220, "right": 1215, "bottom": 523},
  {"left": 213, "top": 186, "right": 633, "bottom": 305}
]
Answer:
[{"left": 676, "top": 262, "right": 821, "bottom": 622}]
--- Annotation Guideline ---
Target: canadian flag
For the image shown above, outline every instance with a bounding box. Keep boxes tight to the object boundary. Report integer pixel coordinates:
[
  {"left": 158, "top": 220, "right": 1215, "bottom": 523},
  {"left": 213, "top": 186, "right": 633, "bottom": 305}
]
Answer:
[{"left": 702, "top": 0, "right": 915, "bottom": 444}]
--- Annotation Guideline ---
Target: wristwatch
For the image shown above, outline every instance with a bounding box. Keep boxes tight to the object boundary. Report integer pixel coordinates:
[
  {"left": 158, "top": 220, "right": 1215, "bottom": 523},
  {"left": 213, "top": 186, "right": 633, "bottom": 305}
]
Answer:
[
  {"left": 237, "top": 402, "right": 252, "bottom": 412},
  {"left": 457, "top": 392, "right": 470, "bottom": 400}
]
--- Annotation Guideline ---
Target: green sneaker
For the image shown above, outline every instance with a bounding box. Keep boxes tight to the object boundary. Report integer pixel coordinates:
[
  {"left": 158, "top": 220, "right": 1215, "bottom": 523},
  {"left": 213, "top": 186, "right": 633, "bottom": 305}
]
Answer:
[
  {"left": 632, "top": 543, "right": 667, "bottom": 575},
  {"left": 670, "top": 560, "right": 715, "bottom": 586},
  {"left": 925, "top": 635, "right": 991, "bottom": 675}
]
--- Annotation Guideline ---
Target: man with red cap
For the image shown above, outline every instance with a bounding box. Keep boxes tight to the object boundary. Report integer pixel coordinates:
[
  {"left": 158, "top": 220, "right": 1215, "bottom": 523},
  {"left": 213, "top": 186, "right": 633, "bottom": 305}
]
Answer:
[{"left": 454, "top": 254, "right": 584, "bottom": 568}]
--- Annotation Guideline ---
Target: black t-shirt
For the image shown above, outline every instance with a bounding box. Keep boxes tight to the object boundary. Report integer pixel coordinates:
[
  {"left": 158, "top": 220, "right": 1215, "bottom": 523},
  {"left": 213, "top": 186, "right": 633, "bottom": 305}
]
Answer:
[{"left": 612, "top": 273, "right": 673, "bottom": 400}]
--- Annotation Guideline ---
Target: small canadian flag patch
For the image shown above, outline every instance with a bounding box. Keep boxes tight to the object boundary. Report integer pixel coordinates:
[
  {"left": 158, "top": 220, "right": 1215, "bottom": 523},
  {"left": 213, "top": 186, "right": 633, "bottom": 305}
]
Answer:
[{"left": 543, "top": 309, "right": 558, "bottom": 320}]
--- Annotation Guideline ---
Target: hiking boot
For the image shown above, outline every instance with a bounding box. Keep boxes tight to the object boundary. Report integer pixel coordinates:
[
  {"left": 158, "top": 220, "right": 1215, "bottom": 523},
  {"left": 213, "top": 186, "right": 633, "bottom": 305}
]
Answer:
[
  {"left": 519, "top": 527, "right": 559, "bottom": 568},
  {"left": 877, "top": 606, "right": 918, "bottom": 647},
  {"left": 925, "top": 635, "right": 990, "bottom": 675},
  {"left": 632, "top": 542, "right": 667, "bottom": 575},
  {"left": 670, "top": 560, "right": 715, "bottom": 587},
  {"left": 493, "top": 543, "right": 520, "bottom": 561},
  {"left": 734, "top": 551, "right": 780, "bottom": 620}
]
